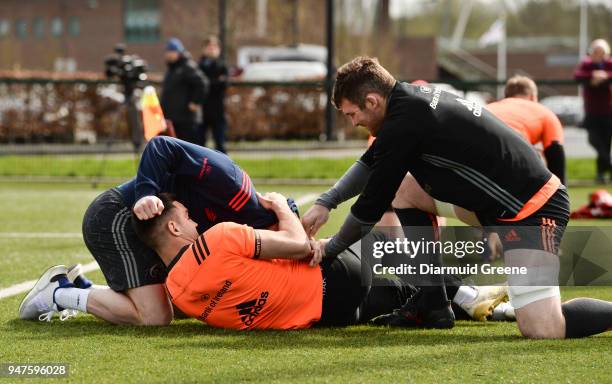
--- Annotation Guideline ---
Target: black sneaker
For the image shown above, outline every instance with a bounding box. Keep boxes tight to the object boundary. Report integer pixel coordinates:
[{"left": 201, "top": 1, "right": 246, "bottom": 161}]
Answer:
[{"left": 370, "top": 297, "right": 455, "bottom": 329}]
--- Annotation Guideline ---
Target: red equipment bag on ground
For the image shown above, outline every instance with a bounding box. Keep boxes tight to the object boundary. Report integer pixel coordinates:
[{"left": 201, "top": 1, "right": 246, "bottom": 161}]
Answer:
[{"left": 570, "top": 189, "right": 612, "bottom": 219}]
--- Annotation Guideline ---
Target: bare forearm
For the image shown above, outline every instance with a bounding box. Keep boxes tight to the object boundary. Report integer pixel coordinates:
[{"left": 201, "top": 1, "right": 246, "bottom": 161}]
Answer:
[
  {"left": 256, "top": 192, "right": 312, "bottom": 260},
  {"left": 256, "top": 228, "right": 312, "bottom": 260},
  {"left": 273, "top": 204, "right": 308, "bottom": 241}
]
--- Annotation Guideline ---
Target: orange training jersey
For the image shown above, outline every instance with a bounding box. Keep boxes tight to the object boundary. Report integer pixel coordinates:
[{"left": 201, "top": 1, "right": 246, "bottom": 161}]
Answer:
[
  {"left": 486, "top": 97, "right": 563, "bottom": 149},
  {"left": 165, "top": 222, "right": 323, "bottom": 330}
]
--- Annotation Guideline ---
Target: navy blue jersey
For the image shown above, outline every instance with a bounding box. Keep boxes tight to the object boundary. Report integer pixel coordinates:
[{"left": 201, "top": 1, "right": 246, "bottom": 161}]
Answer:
[{"left": 117, "top": 137, "right": 276, "bottom": 232}]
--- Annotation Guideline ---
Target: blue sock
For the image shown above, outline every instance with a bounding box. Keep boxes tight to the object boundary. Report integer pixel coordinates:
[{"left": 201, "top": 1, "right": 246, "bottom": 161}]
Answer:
[{"left": 73, "top": 275, "right": 93, "bottom": 289}]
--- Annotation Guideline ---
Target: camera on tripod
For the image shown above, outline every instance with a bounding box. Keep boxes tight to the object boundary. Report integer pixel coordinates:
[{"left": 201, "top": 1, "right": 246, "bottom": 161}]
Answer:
[
  {"left": 104, "top": 44, "right": 148, "bottom": 93},
  {"left": 103, "top": 43, "right": 147, "bottom": 150}
]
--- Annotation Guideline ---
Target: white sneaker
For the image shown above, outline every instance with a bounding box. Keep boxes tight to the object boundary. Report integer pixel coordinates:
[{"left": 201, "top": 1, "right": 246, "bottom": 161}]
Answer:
[
  {"left": 491, "top": 301, "right": 516, "bottom": 321},
  {"left": 67, "top": 264, "right": 83, "bottom": 282},
  {"left": 19, "top": 265, "right": 70, "bottom": 322},
  {"left": 460, "top": 285, "right": 509, "bottom": 321}
]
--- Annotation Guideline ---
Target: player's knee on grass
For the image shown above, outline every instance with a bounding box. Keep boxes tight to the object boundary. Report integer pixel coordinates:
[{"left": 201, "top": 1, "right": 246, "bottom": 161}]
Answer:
[
  {"left": 513, "top": 291, "right": 565, "bottom": 339},
  {"left": 126, "top": 284, "right": 173, "bottom": 326}
]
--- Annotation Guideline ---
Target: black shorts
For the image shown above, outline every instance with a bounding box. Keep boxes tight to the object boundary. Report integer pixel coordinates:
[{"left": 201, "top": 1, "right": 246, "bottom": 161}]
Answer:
[
  {"left": 317, "top": 246, "right": 368, "bottom": 327},
  {"left": 479, "top": 185, "right": 570, "bottom": 254},
  {"left": 82, "top": 188, "right": 166, "bottom": 291},
  {"left": 317, "top": 232, "right": 413, "bottom": 326}
]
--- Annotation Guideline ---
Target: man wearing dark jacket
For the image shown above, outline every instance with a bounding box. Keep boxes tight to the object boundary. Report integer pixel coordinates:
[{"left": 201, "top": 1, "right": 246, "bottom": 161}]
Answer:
[
  {"left": 198, "top": 35, "right": 229, "bottom": 153},
  {"left": 161, "top": 38, "right": 209, "bottom": 144}
]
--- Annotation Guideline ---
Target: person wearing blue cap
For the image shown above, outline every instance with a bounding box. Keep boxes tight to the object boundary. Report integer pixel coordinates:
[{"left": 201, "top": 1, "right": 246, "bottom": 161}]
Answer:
[{"left": 161, "top": 37, "right": 209, "bottom": 144}]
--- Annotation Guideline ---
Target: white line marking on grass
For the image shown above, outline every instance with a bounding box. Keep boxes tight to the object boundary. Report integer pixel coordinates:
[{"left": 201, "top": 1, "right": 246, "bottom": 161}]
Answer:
[
  {"left": 295, "top": 193, "right": 317, "bottom": 206},
  {"left": 0, "top": 196, "right": 318, "bottom": 240},
  {"left": 0, "top": 261, "right": 100, "bottom": 300},
  {"left": 0, "top": 232, "right": 82, "bottom": 239},
  {"left": 0, "top": 194, "right": 319, "bottom": 300}
]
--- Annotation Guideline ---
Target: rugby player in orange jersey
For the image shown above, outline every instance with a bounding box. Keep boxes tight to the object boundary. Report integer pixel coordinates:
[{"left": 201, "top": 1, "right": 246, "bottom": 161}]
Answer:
[
  {"left": 129, "top": 192, "right": 420, "bottom": 330},
  {"left": 486, "top": 75, "right": 566, "bottom": 184}
]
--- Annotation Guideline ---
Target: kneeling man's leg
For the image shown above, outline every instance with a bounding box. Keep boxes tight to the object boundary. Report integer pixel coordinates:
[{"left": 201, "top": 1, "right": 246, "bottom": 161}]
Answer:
[
  {"left": 78, "top": 189, "right": 173, "bottom": 325},
  {"left": 506, "top": 248, "right": 612, "bottom": 339}
]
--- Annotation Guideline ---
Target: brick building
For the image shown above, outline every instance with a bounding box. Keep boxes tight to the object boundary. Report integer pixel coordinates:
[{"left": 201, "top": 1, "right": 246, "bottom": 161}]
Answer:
[
  {"left": 0, "top": 0, "right": 329, "bottom": 73},
  {"left": 0, "top": 0, "right": 440, "bottom": 80}
]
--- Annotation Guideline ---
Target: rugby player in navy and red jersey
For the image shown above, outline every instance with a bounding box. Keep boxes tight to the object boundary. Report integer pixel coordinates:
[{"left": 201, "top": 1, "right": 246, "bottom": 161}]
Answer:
[
  {"left": 302, "top": 57, "right": 612, "bottom": 339},
  {"left": 19, "top": 136, "right": 283, "bottom": 325}
]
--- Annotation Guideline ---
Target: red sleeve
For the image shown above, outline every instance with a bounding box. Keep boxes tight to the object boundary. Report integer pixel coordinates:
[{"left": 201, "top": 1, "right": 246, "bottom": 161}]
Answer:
[{"left": 574, "top": 60, "right": 592, "bottom": 80}]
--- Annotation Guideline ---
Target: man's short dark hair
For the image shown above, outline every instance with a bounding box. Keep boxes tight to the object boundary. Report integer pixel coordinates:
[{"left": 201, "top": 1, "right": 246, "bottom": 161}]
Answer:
[
  {"left": 131, "top": 193, "right": 178, "bottom": 250},
  {"left": 332, "top": 56, "right": 396, "bottom": 109},
  {"left": 504, "top": 75, "right": 537, "bottom": 99},
  {"left": 203, "top": 35, "right": 219, "bottom": 46}
]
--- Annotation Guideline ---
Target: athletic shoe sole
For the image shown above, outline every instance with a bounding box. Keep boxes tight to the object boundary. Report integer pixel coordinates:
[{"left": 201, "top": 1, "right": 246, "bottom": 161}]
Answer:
[
  {"left": 469, "top": 290, "right": 509, "bottom": 322},
  {"left": 18, "top": 265, "right": 67, "bottom": 320},
  {"left": 67, "top": 264, "right": 82, "bottom": 283}
]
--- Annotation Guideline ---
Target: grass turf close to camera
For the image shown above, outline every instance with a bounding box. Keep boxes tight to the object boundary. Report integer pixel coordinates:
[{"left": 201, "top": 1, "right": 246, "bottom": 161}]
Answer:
[{"left": 0, "top": 182, "right": 610, "bottom": 383}]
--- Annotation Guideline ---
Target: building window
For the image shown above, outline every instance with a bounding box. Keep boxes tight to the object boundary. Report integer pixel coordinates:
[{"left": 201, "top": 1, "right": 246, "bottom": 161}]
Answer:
[
  {"left": 15, "top": 19, "right": 27, "bottom": 39},
  {"left": 124, "top": 0, "right": 160, "bottom": 43},
  {"left": 0, "top": 20, "right": 10, "bottom": 38},
  {"left": 33, "top": 17, "right": 45, "bottom": 38},
  {"left": 68, "top": 16, "right": 80, "bottom": 36},
  {"left": 51, "top": 17, "right": 63, "bottom": 37}
]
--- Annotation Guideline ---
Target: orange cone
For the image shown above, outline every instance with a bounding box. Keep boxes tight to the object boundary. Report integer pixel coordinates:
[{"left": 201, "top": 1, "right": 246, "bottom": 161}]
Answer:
[{"left": 141, "top": 86, "right": 168, "bottom": 141}]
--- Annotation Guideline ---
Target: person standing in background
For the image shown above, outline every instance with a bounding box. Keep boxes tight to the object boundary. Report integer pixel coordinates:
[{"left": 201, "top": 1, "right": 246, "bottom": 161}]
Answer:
[
  {"left": 487, "top": 75, "right": 566, "bottom": 185},
  {"left": 198, "top": 35, "right": 229, "bottom": 153},
  {"left": 574, "top": 38, "right": 612, "bottom": 184},
  {"left": 161, "top": 37, "right": 209, "bottom": 144}
]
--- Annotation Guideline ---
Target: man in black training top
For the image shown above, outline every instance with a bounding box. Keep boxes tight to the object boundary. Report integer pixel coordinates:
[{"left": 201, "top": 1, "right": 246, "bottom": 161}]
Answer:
[{"left": 302, "top": 56, "right": 612, "bottom": 339}]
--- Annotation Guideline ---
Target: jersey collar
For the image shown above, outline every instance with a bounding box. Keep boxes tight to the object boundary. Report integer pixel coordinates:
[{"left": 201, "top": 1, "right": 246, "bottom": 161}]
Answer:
[{"left": 167, "top": 244, "right": 190, "bottom": 271}]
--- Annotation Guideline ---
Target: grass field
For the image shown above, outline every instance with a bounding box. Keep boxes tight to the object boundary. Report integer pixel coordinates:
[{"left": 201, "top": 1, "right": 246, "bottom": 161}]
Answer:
[
  {"left": 0, "top": 155, "right": 602, "bottom": 181},
  {"left": 0, "top": 181, "right": 611, "bottom": 383}
]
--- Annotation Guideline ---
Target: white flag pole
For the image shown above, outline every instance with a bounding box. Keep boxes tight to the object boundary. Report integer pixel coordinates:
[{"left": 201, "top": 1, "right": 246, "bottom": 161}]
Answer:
[
  {"left": 579, "top": 0, "right": 588, "bottom": 59},
  {"left": 497, "top": 11, "right": 507, "bottom": 99},
  {"left": 578, "top": 0, "right": 588, "bottom": 96}
]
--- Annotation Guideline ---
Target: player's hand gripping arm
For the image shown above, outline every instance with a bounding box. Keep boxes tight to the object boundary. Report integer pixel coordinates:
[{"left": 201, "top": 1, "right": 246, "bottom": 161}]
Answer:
[
  {"left": 301, "top": 159, "right": 372, "bottom": 237},
  {"left": 256, "top": 192, "right": 317, "bottom": 265}
]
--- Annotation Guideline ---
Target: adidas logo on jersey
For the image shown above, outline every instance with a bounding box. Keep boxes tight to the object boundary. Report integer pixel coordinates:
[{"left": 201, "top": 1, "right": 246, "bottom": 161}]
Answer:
[
  {"left": 205, "top": 208, "right": 217, "bottom": 222},
  {"left": 236, "top": 291, "right": 269, "bottom": 327},
  {"left": 504, "top": 229, "right": 521, "bottom": 242},
  {"left": 455, "top": 97, "right": 482, "bottom": 117}
]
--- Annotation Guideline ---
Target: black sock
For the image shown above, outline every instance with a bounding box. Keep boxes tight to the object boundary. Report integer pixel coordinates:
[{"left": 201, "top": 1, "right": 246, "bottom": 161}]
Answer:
[
  {"left": 562, "top": 298, "right": 612, "bottom": 338},
  {"left": 393, "top": 207, "right": 437, "bottom": 227},
  {"left": 443, "top": 274, "right": 463, "bottom": 300},
  {"left": 393, "top": 208, "right": 448, "bottom": 309}
]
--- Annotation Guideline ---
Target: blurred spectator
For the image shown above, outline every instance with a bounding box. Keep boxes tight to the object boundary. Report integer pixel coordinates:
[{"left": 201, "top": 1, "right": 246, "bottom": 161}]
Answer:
[
  {"left": 198, "top": 35, "right": 229, "bottom": 153},
  {"left": 574, "top": 38, "right": 612, "bottom": 184},
  {"left": 487, "top": 75, "right": 566, "bottom": 184},
  {"left": 161, "top": 37, "right": 209, "bottom": 144}
]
